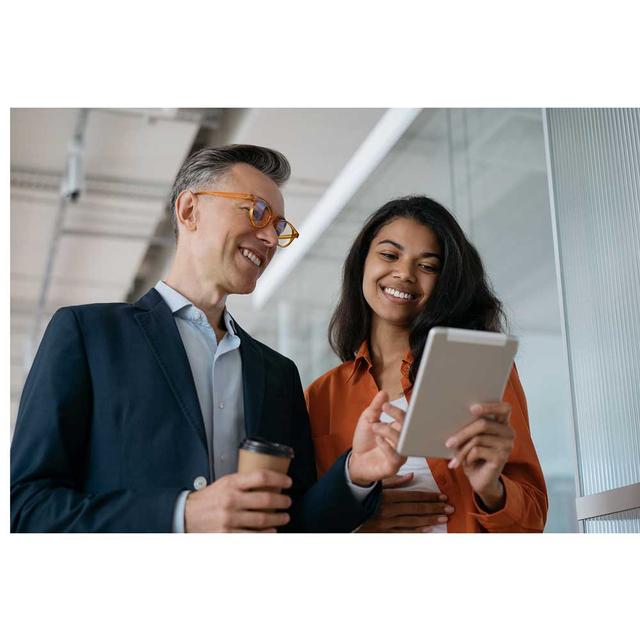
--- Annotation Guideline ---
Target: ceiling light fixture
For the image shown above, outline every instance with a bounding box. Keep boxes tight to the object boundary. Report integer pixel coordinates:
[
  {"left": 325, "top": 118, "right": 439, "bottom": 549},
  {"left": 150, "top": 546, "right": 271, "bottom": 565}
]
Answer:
[{"left": 252, "top": 107, "right": 422, "bottom": 309}]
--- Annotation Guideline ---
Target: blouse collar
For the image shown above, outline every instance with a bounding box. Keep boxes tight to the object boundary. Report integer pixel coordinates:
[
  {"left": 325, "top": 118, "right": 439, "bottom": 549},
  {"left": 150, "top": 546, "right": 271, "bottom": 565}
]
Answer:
[{"left": 347, "top": 340, "right": 413, "bottom": 390}]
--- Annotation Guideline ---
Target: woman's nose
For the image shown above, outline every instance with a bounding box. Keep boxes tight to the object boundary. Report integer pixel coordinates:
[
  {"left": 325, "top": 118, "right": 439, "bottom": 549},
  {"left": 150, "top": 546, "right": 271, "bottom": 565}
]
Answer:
[{"left": 394, "top": 264, "right": 416, "bottom": 282}]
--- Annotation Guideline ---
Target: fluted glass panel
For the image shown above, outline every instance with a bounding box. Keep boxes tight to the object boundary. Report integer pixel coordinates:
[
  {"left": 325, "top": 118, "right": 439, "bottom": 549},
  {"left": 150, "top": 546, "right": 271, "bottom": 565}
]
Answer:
[
  {"left": 584, "top": 508, "right": 640, "bottom": 533},
  {"left": 546, "top": 109, "right": 640, "bottom": 502}
]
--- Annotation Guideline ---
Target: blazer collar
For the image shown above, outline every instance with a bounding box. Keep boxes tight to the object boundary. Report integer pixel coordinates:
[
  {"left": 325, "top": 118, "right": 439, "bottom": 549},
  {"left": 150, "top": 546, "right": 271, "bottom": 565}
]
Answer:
[
  {"left": 133, "top": 287, "right": 167, "bottom": 312},
  {"left": 152, "top": 281, "right": 238, "bottom": 336},
  {"left": 133, "top": 288, "right": 207, "bottom": 450},
  {"left": 135, "top": 288, "right": 267, "bottom": 444},
  {"left": 233, "top": 320, "right": 265, "bottom": 440}
]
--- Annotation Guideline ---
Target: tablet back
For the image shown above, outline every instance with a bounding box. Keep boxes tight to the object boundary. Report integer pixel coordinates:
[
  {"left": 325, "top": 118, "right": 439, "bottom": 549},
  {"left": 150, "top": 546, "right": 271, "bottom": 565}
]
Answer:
[{"left": 396, "top": 327, "right": 518, "bottom": 459}]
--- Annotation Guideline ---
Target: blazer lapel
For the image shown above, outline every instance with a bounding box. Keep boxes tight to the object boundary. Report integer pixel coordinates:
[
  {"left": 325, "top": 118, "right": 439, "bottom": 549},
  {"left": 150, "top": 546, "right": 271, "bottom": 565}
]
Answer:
[
  {"left": 236, "top": 323, "right": 265, "bottom": 440},
  {"left": 134, "top": 289, "right": 207, "bottom": 451}
]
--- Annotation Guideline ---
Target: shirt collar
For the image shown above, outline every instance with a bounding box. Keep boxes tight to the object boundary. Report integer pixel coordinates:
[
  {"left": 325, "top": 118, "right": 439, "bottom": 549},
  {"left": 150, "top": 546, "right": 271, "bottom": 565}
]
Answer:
[
  {"left": 347, "top": 340, "right": 414, "bottom": 386},
  {"left": 154, "top": 280, "right": 237, "bottom": 336}
]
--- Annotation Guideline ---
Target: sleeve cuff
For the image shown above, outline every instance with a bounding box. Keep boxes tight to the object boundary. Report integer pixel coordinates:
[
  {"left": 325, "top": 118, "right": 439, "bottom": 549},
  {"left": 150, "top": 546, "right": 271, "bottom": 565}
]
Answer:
[
  {"left": 472, "top": 475, "right": 525, "bottom": 530},
  {"left": 344, "top": 452, "right": 376, "bottom": 502},
  {"left": 172, "top": 490, "right": 191, "bottom": 533}
]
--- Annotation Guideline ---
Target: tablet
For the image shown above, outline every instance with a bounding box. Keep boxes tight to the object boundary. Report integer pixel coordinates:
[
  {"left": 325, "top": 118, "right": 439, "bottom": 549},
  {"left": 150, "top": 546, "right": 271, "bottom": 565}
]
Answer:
[{"left": 396, "top": 327, "right": 518, "bottom": 459}]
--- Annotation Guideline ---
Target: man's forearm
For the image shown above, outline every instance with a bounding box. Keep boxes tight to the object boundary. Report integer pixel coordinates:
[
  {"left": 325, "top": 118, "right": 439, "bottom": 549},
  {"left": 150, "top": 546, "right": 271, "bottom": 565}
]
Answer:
[{"left": 283, "top": 451, "right": 381, "bottom": 533}]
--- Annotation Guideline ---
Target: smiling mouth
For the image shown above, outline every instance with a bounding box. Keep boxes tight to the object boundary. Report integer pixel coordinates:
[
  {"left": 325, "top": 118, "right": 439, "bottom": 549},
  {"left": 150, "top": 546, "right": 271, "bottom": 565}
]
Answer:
[
  {"left": 239, "top": 247, "right": 263, "bottom": 268},
  {"left": 380, "top": 285, "right": 418, "bottom": 303}
]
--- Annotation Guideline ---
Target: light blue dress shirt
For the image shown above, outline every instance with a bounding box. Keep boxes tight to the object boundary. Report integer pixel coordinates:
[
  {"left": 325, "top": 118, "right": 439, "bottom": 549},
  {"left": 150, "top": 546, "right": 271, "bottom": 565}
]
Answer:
[{"left": 154, "top": 281, "right": 373, "bottom": 533}]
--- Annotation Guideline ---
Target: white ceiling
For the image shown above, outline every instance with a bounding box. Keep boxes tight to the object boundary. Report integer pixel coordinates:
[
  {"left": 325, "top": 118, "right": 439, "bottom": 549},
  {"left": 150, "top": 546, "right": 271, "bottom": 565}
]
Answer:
[
  {"left": 11, "top": 108, "right": 199, "bottom": 309},
  {"left": 229, "top": 108, "right": 385, "bottom": 225}
]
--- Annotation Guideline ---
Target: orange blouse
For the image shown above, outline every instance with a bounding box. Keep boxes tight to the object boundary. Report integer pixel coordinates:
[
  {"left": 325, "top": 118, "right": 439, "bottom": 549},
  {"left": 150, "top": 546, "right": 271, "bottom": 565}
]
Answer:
[{"left": 305, "top": 342, "right": 548, "bottom": 533}]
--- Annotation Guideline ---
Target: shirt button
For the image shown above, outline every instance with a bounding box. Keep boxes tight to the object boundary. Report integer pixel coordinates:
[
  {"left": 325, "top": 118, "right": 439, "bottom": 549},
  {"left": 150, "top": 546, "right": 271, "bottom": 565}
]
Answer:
[
  {"left": 193, "top": 476, "right": 207, "bottom": 491},
  {"left": 218, "top": 402, "right": 224, "bottom": 409}
]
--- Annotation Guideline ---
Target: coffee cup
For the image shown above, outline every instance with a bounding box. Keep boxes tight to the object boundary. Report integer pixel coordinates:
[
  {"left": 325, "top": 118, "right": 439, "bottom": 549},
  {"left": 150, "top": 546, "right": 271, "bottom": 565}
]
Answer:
[{"left": 237, "top": 438, "right": 294, "bottom": 487}]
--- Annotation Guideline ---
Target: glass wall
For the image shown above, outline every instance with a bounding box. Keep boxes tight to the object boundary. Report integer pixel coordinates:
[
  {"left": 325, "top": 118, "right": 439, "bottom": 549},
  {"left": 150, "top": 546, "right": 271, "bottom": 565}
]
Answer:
[{"left": 245, "top": 108, "right": 578, "bottom": 532}]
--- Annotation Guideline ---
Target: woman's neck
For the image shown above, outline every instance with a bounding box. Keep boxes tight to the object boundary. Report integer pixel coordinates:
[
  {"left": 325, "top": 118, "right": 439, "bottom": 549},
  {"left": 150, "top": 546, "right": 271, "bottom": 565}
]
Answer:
[{"left": 369, "top": 317, "right": 410, "bottom": 396}]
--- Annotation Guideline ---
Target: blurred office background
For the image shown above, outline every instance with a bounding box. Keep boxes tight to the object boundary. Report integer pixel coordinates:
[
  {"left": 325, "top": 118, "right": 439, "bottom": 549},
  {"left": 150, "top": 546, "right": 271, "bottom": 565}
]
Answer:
[{"left": 10, "top": 107, "right": 640, "bottom": 533}]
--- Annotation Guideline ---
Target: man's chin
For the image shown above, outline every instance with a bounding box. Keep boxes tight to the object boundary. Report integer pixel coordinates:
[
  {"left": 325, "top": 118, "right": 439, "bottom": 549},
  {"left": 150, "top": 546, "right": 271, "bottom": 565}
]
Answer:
[{"left": 228, "top": 278, "right": 258, "bottom": 296}]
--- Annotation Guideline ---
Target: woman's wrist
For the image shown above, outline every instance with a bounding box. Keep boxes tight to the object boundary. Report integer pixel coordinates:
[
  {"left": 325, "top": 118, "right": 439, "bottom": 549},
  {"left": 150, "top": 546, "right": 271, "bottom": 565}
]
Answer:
[{"left": 475, "top": 479, "right": 505, "bottom": 513}]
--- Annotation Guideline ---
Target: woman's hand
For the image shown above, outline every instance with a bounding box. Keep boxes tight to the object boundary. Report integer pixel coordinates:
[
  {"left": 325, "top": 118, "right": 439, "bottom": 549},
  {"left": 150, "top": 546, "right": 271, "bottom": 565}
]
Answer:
[
  {"left": 357, "top": 473, "right": 454, "bottom": 532},
  {"left": 445, "top": 401, "right": 515, "bottom": 511},
  {"left": 348, "top": 390, "right": 407, "bottom": 486}
]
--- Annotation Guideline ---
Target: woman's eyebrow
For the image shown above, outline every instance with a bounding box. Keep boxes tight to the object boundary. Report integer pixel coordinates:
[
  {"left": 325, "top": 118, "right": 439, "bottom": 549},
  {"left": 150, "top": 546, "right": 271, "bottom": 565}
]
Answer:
[
  {"left": 377, "top": 239, "right": 441, "bottom": 259},
  {"left": 377, "top": 239, "right": 403, "bottom": 250}
]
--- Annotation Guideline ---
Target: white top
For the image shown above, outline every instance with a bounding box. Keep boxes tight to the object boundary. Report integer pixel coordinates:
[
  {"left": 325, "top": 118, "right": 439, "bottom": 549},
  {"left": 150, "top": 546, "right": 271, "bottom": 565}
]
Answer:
[{"left": 381, "top": 396, "right": 448, "bottom": 533}]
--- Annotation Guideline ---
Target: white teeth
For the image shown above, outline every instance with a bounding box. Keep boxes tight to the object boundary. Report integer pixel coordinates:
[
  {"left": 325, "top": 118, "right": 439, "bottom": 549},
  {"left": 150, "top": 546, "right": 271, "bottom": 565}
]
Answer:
[
  {"left": 384, "top": 287, "right": 415, "bottom": 300},
  {"left": 241, "top": 248, "right": 262, "bottom": 267}
]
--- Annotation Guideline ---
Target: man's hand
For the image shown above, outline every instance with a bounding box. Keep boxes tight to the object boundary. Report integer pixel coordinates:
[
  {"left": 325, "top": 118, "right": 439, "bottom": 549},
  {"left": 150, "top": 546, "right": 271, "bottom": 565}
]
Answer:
[
  {"left": 348, "top": 390, "right": 408, "bottom": 486},
  {"left": 445, "top": 401, "right": 515, "bottom": 512},
  {"left": 184, "top": 470, "right": 293, "bottom": 533},
  {"left": 357, "top": 473, "right": 454, "bottom": 532}
]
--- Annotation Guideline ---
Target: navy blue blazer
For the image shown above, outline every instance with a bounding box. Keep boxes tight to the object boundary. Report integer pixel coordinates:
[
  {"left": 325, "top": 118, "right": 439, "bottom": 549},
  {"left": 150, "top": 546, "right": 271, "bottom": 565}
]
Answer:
[{"left": 11, "top": 288, "right": 380, "bottom": 533}]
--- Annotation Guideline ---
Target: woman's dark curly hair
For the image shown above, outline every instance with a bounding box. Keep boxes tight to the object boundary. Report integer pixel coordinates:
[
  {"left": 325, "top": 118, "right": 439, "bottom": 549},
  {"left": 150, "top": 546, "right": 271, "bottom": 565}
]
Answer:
[{"left": 328, "top": 195, "right": 507, "bottom": 383}]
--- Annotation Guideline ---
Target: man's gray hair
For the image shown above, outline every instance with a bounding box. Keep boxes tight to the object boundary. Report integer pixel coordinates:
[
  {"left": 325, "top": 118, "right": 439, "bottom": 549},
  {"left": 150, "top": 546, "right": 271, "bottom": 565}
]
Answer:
[{"left": 168, "top": 144, "right": 291, "bottom": 238}]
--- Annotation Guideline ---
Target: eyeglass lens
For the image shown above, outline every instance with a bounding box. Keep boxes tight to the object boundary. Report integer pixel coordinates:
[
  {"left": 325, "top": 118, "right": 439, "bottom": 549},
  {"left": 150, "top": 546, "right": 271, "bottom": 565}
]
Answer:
[
  {"left": 252, "top": 199, "right": 268, "bottom": 224},
  {"left": 253, "top": 199, "right": 289, "bottom": 237},
  {"left": 274, "top": 218, "right": 288, "bottom": 235}
]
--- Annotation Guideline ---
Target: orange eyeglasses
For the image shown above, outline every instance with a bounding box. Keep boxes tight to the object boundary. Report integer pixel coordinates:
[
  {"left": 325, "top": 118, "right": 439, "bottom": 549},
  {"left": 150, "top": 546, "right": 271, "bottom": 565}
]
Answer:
[{"left": 192, "top": 191, "right": 300, "bottom": 248}]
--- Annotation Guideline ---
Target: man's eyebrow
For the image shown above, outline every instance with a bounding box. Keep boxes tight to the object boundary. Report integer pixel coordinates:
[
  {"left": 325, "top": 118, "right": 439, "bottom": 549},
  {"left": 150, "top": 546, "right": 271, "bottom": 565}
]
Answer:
[
  {"left": 376, "top": 239, "right": 441, "bottom": 260},
  {"left": 256, "top": 193, "right": 283, "bottom": 216}
]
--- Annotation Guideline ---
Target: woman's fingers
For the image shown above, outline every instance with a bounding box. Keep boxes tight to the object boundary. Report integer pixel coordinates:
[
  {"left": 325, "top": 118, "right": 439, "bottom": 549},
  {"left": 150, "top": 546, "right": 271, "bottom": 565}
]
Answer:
[
  {"left": 470, "top": 401, "right": 512, "bottom": 423},
  {"left": 450, "top": 442, "right": 505, "bottom": 470},
  {"left": 464, "top": 445, "right": 502, "bottom": 469},
  {"left": 380, "top": 500, "right": 451, "bottom": 518},
  {"left": 383, "top": 490, "right": 448, "bottom": 503},
  {"left": 382, "top": 473, "right": 414, "bottom": 488},
  {"left": 358, "top": 523, "right": 434, "bottom": 534},
  {"left": 448, "top": 433, "right": 512, "bottom": 469},
  {"left": 445, "top": 417, "right": 514, "bottom": 451},
  {"left": 383, "top": 515, "right": 449, "bottom": 528},
  {"left": 445, "top": 402, "right": 513, "bottom": 453}
]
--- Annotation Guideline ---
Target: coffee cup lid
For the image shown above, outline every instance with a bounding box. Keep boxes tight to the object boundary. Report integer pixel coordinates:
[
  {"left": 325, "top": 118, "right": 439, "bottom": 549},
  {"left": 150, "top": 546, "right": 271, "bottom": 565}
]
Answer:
[{"left": 239, "top": 437, "right": 294, "bottom": 459}]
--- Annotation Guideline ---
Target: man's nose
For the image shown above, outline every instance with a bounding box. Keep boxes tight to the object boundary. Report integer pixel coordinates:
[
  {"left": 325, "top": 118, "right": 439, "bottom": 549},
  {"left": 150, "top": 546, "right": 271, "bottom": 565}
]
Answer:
[{"left": 255, "top": 222, "right": 278, "bottom": 248}]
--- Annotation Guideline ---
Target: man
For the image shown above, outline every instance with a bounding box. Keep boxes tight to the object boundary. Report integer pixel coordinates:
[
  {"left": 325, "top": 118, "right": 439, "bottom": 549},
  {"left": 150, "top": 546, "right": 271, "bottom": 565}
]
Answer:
[{"left": 11, "top": 144, "right": 407, "bottom": 532}]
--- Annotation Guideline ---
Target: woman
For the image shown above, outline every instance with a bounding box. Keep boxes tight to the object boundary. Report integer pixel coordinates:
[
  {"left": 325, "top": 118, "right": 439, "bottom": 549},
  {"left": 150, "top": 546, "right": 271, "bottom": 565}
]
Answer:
[{"left": 305, "top": 196, "right": 548, "bottom": 533}]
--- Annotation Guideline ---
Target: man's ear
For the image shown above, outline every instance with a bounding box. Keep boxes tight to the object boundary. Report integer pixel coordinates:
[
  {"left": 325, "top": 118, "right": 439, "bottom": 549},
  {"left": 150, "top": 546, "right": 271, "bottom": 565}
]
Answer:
[{"left": 175, "top": 191, "right": 198, "bottom": 232}]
